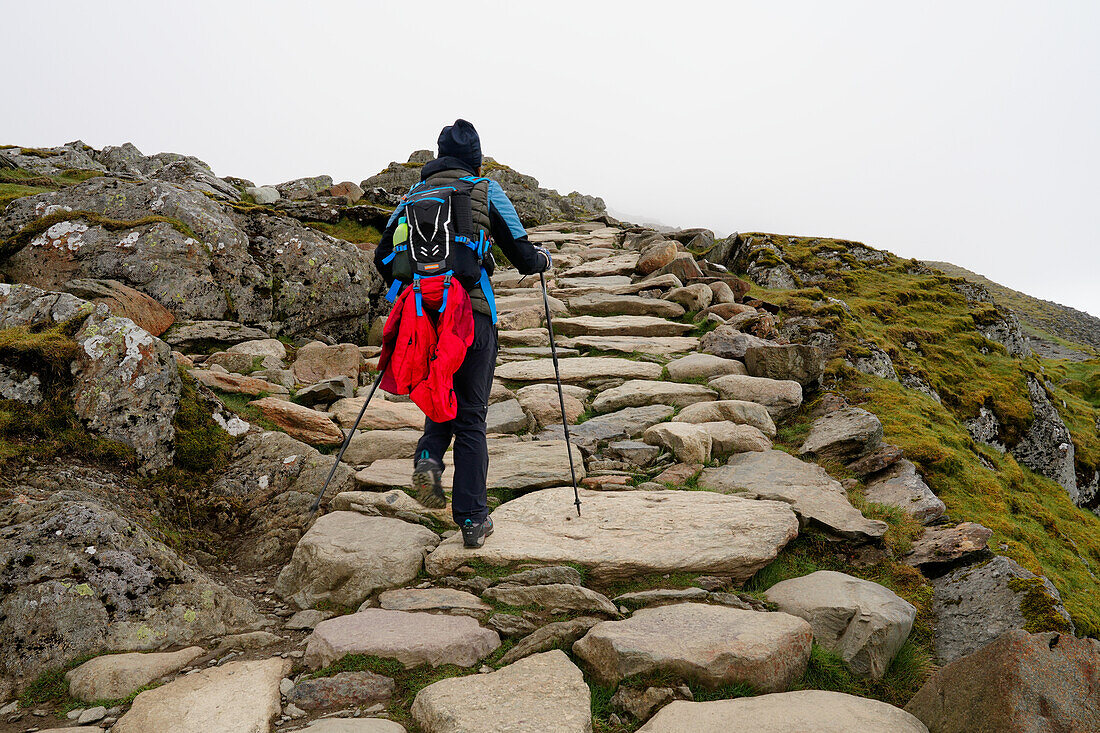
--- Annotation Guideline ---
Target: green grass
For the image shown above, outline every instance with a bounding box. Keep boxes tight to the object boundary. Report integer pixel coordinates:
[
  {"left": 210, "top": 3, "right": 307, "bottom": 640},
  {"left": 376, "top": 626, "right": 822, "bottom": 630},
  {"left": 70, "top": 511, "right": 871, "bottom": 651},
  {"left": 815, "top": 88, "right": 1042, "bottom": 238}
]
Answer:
[
  {"left": 210, "top": 388, "right": 281, "bottom": 432},
  {"left": 305, "top": 216, "right": 382, "bottom": 245},
  {"left": 736, "top": 233, "right": 1100, "bottom": 636},
  {"left": 0, "top": 167, "right": 105, "bottom": 210}
]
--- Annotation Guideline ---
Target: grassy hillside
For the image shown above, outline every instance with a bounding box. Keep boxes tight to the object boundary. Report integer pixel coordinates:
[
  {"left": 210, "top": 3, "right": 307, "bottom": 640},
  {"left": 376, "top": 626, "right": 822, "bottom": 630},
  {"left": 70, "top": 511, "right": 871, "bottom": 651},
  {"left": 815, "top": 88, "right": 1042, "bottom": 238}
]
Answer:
[
  {"left": 732, "top": 233, "right": 1100, "bottom": 635},
  {"left": 925, "top": 260, "right": 1100, "bottom": 356}
]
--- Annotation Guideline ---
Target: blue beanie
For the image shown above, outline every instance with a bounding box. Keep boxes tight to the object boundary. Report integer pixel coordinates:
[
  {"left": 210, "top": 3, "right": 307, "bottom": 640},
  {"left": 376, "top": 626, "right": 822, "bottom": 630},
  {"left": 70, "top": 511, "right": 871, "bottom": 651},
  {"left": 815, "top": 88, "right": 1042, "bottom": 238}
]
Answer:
[{"left": 437, "top": 119, "right": 482, "bottom": 170}]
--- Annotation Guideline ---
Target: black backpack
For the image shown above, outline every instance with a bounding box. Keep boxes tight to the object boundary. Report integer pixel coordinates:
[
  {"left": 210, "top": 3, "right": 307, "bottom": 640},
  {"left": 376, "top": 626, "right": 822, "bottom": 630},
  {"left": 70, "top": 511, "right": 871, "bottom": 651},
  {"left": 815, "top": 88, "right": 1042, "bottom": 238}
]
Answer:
[{"left": 384, "top": 176, "right": 492, "bottom": 292}]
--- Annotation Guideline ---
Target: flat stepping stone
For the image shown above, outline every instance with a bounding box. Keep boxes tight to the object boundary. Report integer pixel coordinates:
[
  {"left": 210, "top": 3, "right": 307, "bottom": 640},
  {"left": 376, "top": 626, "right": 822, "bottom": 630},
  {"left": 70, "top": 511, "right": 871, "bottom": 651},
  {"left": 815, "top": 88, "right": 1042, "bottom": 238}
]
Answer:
[
  {"left": 864, "top": 459, "right": 946, "bottom": 524},
  {"left": 699, "top": 450, "right": 888, "bottom": 542},
  {"left": 674, "top": 399, "right": 776, "bottom": 437},
  {"left": 561, "top": 335, "right": 699, "bottom": 356},
  {"left": 496, "top": 356, "right": 662, "bottom": 383},
  {"left": 379, "top": 588, "right": 492, "bottom": 617},
  {"left": 66, "top": 646, "right": 206, "bottom": 702},
  {"left": 638, "top": 691, "right": 929, "bottom": 732},
  {"left": 343, "top": 430, "right": 421, "bottom": 465},
  {"left": 305, "top": 609, "right": 500, "bottom": 669},
  {"left": 288, "top": 670, "right": 395, "bottom": 711},
  {"left": 486, "top": 398, "right": 531, "bottom": 433},
  {"left": 191, "top": 368, "right": 289, "bottom": 395},
  {"left": 540, "top": 405, "right": 674, "bottom": 452},
  {"left": 357, "top": 439, "right": 584, "bottom": 491},
  {"left": 553, "top": 315, "right": 695, "bottom": 338},
  {"left": 114, "top": 658, "right": 289, "bottom": 733},
  {"left": 330, "top": 395, "right": 425, "bottom": 430},
  {"left": 708, "top": 374, "right": 802, "bottom": 419},
  {"left": 426, "top": 487, "right": 799, "bottom": 582},
  {"left": 498, "top": 328, "right": 549, "bottom": 347},
  {"left": 765, "top": 570, "right": 916, "bottom": 679},
  {"left": 665, "top": 353, "right": 746, "bottom": 381},
  {"left": 564, "top": 292, "right": 685, "bottom": 318},
  {"left": 561, "top": 252, "right": 640, "bottom": 277},
  {"left": 592, "top": 380, "right": 716, "bottom": 413},
  {"left": 411, "top": 650, "right": 590, "bottom": 733},
  {"left": 573, "top": 603, "right": 812, "bottom": 692},
  {"left": 556, "top": 275, "right": 633, "bottom": 289},
  {"left": 274, "top": 512, "right": 440, "bottom": 609}
]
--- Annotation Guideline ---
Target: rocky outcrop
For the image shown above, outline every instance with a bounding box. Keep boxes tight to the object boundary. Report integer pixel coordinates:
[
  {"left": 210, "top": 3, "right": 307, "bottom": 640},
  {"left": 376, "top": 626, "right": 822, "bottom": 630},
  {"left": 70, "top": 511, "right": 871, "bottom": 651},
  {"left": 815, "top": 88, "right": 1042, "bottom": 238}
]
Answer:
[
  {"left": 906, "top": 630, "right": 1100, "bottom": 733},
  {"left": 1, "top": 175, "right": 384, "bottom": 343},
  {"left": 932, "top": 555, "right": 1073, "bottom": 664},
  {"left": 0, "top": 492, "right": 260, "bottom": 693},
  {"left": 1012, "top": 375, "right": 1078, "bottom": 502}
]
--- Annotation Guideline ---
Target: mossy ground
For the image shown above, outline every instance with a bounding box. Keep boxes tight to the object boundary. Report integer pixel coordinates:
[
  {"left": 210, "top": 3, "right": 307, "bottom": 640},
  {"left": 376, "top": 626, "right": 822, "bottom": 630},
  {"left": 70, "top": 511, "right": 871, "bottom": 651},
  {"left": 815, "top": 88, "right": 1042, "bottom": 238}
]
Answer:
[
  {"left": 0, "top": 167, "right": 104, "bottom": 210},
  {"left": 740, "top": 233, "right": 1100, "bottom": 636},
  {"left": 306, "top": 217, "right": 382, "bottom": 245}
]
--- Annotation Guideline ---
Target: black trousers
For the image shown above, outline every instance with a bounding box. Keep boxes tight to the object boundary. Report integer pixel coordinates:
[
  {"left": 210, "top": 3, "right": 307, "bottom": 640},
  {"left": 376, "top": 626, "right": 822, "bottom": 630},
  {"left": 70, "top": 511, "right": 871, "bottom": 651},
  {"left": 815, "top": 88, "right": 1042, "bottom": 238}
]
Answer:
[{"left": 416, "top": 311, "right": 497, "bottom": 524}]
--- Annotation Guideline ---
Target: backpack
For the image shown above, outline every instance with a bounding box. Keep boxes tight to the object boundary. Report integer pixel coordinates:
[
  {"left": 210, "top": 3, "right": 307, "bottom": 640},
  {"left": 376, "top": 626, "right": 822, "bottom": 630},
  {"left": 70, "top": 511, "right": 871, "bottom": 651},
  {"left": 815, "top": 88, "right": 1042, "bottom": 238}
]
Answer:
[{"left": 383, "top": 176, "right": 492, "bottom": 292}]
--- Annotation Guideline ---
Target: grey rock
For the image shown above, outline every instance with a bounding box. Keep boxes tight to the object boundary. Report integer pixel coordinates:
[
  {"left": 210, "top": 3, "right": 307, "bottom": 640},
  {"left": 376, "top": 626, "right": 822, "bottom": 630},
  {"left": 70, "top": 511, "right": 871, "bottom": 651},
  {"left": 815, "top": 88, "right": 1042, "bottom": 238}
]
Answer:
[
  {"left": 487, "top": 613, "right": 538, "bottom": 638},
  {"left": 483, "top": 583, "right": 618, "bottom": 616},
  {"left": 0, "top": 492, "right": 260, "bottom": 694},
  {"left": 411, "top": 650, "right": 591, "bottom": 733},
  {"left": 245, "top": 186, "right": 280, "bottom": 204},
  {"left": 593, "top": 380, "right": 716, "bottom": 413},
  {"left": 664, "top": 353, "right": 747, "bottom": 381},
  {"left": 700, "top": 450, "right": 888, "bottom": 542},
  {"left": 485, "top": 397, "right": 532, "bottom": 434},
  {"left": 540, "top": 404, "right": 674, "bottom": 453},
  {"left": 287, "top": 670, "right": 395, "bottom": 710},
  {"left": 932, "top": 556, "right": 1073, "bottom": 664},
  {"left": 966, "top": 405, "right": 1006, "bottom": 451},
  {"left": 0, "top": 364, "right": 42, "bottom": 404},
  {"left": 699, "top": 325, "right": 768, "bottom": 359},
  {"left": 66, "top": 647, "right": 205, "bottom": 702},
  {"left": 495, "top": 356, "right": 662, "bottom": 383},
  {"left": 276, "top": 175, "right": 334, "bottom": 200},
  {"left": 708, "top": 374, "right": 803, "bottom": 420},
  {"left": 163, "top": 321, "right": 271, "bottom": 350},
  {"left": 1012, "top": 376, "right": 1078, "bottom": 502},
  {"left": 295, "top": 376, "right": 356, "bottom": 407},
  {"left": 765, "top": 571, "right": 916, "bottom": 679},
  {"left": 864, "top": 459, "right": 946, "bottom": 525},
  {"left": 275, "top": 512, "right": 439, "bottom": 609},
  {"left": 639, "top": 691, "right": 929, "bottom": 732},
  {"left": 377, "top": 588, "right": 492, "bottom": 617},
  {"left": 744, "top": 344, "right": 826, "bottom": 387},
  {"left": 497, "top": 566, "right": 584, "bottom": 587},
  {"left": 499, "top": 617, "right": 602, "bottom": 666},
  {"left": 565, "top": 292, "right": 685, "bottom": 318},
  {"left": 674, "top": 399, "right": 776, "bottom": 437},
  {"left": 286, "top": 609, "right": 330, "bottom": 630},
  {"left": 606, "top": 440, "right": 662, "bottom": 466},
  {"left": 903, "top": 522, "right": 992, "bottom": 575},
  {"left": 799, "top": 407, "right": 883, "bottom": 462},
  {"left": 574, "top": 603, "right": 812, "bottom": 692}
]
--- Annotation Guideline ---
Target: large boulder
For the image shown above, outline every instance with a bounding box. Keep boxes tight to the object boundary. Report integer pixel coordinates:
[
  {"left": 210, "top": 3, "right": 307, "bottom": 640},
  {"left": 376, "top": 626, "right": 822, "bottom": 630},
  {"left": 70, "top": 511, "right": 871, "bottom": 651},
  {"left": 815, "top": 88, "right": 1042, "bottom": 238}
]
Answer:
[
  {"left": 664, "top": 353, "right": 747, "bottom": 381},
  {"left": 248, "top": 397, "right": 344, "bottom": 445},
  {"left": 699, "top": 450, "right": 888, "bottom": 542},
  {"left": 699, "top": 325, "right": 768, "bottom": 359},
  {"left": 113, "top": 657, "right": 290, "bottom": 733},
  {"left": 574, "top": 603, "right": 812, "bottom": 692},
  {"left": 905, "top": 630, "right": 1100, "bottom": 733},
  {"left": 643, "top": 422, "right": 712, "bottom": 464},
  {"left": 744, "top": 344, "right": 825, "bottom": 387},
  {"left": 0, "top": 284, "right": 182, "bottom": 469},
  {"left": 639, "top": 691, "right": 929, "bottom": 732},
  {"left": 0, "top": 492, "right": 261, "bottom": 694},
  {"left": 798, "top": 406, "right": 883, "bottom": 462},
  {"left": 708, "top": 374, "right": 802, "bottom": 420},
  {"left": 0, "top": 177, "right": 384, "bottom": 343},
  {"left": 698, "top": 421, "right": 772, "bottom": 458},
  {"left": 1012, "top": 375, "right": 1079, "bottom": 502},
  {"left": 931, "top": 556, "right": 1073, "bottom": 664},
  {"left": 304, "top": 609, "right": 500, "bottom": 669},
  {"left": 863, "top": 459, "right": 946, "bottom": 524},
  {"left": 764, "top": 571, "right": 916, "bottom": 679},
  {"left": 274, "top": 512, "right": 440, "bottom": 609},
  {"left": 292, "top": 342, "right": 362, "bottom": 384},
  {"left": 62, "top": 278, "right": 176, "bottom": 336},
  {"left": 411, "top": 650, "right": 591, "bottom": 733},
  {"left": 426, "top": 487, "right": 799, "bottom": 582}
]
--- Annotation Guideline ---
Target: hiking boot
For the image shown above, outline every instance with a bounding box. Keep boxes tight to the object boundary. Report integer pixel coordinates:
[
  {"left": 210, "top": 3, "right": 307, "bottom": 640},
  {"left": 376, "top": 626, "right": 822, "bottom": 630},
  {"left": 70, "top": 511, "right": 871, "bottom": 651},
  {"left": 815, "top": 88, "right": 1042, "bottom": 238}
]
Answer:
[
  {"left": 412, "top": 454, "right": 446, "bottom": 509},
  {"left": 462, "top": 516, "right": 494, "bottom": 549}
]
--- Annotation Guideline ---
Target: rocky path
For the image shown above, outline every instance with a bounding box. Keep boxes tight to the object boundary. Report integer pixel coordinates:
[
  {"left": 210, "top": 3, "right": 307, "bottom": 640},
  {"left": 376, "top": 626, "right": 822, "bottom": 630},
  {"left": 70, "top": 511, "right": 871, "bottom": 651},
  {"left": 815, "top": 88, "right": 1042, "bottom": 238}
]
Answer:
[{"left": 2, "top": 211, "right": 1083, "bottom": 732}]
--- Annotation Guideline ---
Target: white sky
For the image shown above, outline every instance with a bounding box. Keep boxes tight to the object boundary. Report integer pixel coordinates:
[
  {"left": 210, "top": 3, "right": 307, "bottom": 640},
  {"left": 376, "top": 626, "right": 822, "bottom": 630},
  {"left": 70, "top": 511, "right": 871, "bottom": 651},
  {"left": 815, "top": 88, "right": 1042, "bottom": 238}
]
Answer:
[{"left": 5, "top": 1, "right": 1099, "bottom": 316}]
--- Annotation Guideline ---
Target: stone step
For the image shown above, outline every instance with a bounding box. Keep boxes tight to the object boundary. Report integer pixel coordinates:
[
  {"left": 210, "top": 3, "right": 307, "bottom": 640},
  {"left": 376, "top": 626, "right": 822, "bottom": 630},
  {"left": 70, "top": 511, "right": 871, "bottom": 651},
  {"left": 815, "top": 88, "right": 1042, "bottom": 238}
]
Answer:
[
  {"left": 552, "top": 315, "right": 696, "bottom": 338},
  {"left": 591, "top": 380, "right": 717, "bottom": 413},
  {"left": 355, "top": 439, "right": 585, "bottom": 491},
  {"left": 560, "top": 335, "right": 699, "bottom": 356},
  {"left": 425, "top": 487, "right": 800, "bottom": 582},
  {"left": 562, "top": 292, "right": 686, "bottom": 319},
  {"left": 495, "top": 357, "right": 662, "bottom": 383}
]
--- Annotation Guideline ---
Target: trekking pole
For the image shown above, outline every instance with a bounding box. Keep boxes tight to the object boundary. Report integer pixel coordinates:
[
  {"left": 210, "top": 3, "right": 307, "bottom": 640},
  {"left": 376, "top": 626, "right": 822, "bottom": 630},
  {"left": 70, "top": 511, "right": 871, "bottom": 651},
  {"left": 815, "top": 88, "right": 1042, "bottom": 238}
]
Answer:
[
  {"left": 308, "top": 368, "right": 386, "bottom": 519},
  {"left": 539, "top": 271, "right": 582, "bottom": 517}
]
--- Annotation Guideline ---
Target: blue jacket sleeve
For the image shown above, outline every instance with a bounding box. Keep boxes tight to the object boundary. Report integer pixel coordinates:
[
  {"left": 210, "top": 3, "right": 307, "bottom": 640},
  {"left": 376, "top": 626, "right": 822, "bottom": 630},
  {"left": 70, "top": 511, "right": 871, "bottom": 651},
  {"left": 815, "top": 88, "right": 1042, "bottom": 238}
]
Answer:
[{"left": 487, "top": 180, "right": 548, "bottom": 275}]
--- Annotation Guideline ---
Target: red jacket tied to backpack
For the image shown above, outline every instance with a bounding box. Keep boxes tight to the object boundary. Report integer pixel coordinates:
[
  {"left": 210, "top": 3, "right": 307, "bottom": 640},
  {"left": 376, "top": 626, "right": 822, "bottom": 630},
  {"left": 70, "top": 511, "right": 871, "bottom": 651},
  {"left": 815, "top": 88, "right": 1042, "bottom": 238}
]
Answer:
[{"left": 378, "top": 274, "right": 474, "bottom": 423}]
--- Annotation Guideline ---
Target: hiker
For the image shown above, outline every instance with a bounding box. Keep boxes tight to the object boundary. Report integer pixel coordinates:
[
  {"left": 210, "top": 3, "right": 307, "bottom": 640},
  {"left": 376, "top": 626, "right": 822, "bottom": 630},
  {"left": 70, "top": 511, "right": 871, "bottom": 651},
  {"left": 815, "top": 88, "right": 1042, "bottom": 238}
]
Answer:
[{"left": 373, "top": 119, "right": 551, "bottom": 548}]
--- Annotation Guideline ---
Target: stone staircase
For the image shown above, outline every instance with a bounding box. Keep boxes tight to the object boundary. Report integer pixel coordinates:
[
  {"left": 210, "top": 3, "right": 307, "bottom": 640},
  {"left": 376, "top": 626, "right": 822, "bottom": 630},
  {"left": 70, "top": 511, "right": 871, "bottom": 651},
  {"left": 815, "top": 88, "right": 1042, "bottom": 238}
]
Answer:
[{"left": 44, "top": 221, "right": 939, "bottom": 732}]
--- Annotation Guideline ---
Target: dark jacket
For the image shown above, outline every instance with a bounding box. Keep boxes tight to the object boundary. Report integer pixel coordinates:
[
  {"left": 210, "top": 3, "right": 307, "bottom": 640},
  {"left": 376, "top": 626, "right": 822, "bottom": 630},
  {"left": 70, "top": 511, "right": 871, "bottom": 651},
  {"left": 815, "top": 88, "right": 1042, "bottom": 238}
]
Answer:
[{"left": 373, "top": 156, "right": 548, "bottom": 316}]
